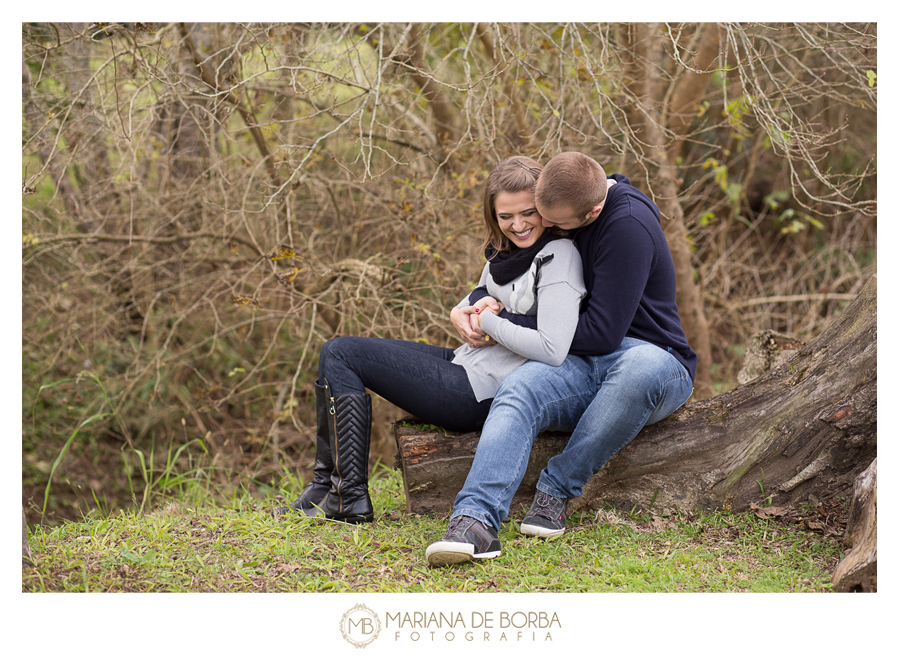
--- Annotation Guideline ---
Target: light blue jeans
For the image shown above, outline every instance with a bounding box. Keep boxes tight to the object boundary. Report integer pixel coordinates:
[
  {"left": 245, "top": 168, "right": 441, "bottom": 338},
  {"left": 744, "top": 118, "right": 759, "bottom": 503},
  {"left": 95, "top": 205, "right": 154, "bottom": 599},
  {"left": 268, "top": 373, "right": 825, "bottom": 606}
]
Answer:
[{"left": 451, "top": 337, "right": 694, "bottom": 529}]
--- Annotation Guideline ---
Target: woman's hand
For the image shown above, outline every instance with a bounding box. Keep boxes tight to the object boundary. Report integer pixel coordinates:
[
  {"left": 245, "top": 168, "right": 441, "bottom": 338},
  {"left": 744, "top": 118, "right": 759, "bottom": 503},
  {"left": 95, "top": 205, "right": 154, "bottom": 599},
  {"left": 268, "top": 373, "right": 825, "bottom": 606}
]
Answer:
[
  {"left": 451, "top": 306, "right": 485, "bottom": 347},
  {"left": 474, "top": 296, "right": 504, "bottom": 315},
  {"left": 470, "top": 297, "right": 503, "bottom": 346},
  {"left": 451, "top": 300, "right": 500, "bottom": 348}
]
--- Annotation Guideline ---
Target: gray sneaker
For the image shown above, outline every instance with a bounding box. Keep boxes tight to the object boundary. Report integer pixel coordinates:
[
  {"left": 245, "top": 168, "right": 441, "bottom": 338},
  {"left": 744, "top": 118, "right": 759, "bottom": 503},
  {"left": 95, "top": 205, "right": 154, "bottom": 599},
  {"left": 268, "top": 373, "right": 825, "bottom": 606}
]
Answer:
[
  {"left": 426, "top": 515, "right": 502, "bottom": 566},
  {"left": 520, "top": 490, "right": 568, "bottom": 538}
]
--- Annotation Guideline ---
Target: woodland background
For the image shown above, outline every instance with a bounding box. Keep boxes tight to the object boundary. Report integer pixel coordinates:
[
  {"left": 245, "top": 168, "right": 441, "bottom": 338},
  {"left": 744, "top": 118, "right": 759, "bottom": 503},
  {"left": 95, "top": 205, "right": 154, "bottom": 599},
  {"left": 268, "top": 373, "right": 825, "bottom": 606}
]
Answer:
[{"left": 21, "top": 22, "right": 876, "bottom": 525}]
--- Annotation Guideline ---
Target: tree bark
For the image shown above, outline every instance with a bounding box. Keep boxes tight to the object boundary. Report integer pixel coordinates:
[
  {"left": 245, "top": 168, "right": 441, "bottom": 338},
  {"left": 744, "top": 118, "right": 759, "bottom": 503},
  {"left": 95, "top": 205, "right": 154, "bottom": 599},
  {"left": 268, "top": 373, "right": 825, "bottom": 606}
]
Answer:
[
  {"left": 618, "top": 23, "right": 719, "bottom": 398},
  {"left": 394, "top": 274, "right": 876, "bottom": 517},
  {"left": 831, "top": 458, "right": 877, "bottom": 592}
]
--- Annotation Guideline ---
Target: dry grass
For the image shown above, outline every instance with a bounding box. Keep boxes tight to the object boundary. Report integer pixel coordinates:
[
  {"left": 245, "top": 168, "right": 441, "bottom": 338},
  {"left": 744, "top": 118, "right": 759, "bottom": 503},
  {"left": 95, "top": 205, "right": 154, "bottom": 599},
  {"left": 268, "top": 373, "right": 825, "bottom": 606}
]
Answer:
[{"left": 23, "top": 470, "right": 846, "bottom": 593}]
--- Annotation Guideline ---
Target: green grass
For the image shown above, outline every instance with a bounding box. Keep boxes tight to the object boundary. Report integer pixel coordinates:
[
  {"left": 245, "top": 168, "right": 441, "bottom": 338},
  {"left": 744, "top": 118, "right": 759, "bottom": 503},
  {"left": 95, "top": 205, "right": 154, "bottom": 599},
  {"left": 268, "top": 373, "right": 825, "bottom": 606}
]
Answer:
[{"left": 22, "top": 469, "right": 844, "bottom": 593}]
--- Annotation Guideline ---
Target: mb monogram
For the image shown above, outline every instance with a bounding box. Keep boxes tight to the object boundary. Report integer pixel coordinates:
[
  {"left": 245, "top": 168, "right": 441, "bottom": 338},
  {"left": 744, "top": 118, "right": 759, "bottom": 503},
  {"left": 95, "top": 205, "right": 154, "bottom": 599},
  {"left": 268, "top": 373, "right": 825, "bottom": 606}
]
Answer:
[{"left": 340, "top": 604, "right": 382, "bottom": 648}]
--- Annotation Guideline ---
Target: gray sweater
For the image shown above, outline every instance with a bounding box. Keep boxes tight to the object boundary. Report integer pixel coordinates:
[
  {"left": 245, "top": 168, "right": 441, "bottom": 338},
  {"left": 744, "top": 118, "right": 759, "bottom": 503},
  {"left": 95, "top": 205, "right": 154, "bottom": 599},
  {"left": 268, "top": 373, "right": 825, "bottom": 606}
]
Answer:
[{"left": 452, "top": 239, "right": 586, "bottom": 401}]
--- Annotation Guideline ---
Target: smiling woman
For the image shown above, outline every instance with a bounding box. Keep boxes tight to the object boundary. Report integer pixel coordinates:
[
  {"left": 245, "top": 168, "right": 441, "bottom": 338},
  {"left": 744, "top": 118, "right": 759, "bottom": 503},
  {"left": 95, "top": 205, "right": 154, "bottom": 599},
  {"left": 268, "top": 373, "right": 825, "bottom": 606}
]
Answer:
[{"left": 495, "top": 190, "right": 545, "bottom": 248}]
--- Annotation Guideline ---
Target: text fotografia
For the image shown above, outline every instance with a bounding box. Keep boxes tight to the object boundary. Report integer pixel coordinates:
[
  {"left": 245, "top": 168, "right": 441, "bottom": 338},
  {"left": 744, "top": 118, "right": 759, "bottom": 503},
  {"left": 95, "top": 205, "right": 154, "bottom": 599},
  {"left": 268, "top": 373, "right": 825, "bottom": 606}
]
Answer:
[{"left": 386, "top": 611, "right": 561, "bottom": 642}]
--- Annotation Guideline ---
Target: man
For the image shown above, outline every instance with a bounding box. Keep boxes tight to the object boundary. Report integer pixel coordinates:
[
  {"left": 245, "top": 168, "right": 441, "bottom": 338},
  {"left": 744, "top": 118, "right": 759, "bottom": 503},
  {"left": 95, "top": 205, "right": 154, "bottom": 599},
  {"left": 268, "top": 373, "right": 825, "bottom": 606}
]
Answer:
[{"left": 425, "top": 152, "right": 696, "bottom": 567}]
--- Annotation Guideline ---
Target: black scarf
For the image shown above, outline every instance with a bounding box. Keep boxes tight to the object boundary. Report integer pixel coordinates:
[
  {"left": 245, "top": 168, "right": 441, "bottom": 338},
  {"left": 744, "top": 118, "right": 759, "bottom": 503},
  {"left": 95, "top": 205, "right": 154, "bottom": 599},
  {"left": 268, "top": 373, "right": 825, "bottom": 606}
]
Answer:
[{"left": 485, "top": 232, "right": 563, "bottom": 286}]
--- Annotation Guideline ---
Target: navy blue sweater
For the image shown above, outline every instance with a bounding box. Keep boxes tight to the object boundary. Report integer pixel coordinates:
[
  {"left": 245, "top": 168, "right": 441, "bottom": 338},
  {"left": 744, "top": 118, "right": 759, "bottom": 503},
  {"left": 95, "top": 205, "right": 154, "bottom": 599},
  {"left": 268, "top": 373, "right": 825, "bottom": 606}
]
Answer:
[{"left": 469, "top": 174, "right": 696, "bottom": 381}]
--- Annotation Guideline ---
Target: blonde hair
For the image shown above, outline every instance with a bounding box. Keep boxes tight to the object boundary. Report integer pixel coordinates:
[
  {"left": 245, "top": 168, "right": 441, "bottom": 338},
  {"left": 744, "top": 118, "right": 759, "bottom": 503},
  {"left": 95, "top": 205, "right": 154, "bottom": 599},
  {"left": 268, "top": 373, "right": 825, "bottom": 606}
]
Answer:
[
  {"left": 534, "top": 152, "right": 608, "bottom": 220},
  {"left": 482, "top": 156, "right": 544, "bottom": 253}
]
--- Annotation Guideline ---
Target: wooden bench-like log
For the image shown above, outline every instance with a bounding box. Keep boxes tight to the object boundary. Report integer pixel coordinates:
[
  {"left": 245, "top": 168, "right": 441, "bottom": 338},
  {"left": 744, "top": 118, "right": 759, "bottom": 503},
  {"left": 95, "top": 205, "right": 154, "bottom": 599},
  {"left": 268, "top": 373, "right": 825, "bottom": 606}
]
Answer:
[{"left": 393, "top": 423, "right": 573, "bottom": 516}]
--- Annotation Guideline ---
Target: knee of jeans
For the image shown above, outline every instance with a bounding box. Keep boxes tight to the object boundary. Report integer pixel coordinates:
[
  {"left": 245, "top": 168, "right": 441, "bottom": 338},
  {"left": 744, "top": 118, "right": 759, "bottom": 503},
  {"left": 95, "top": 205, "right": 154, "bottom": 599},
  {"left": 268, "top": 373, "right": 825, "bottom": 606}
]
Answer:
[
  {"left": 619, "top": 343, "right": 664, "bottom": 366},
  {"left": 320, "top": 336, "right": 338, "bottom": 359},
  {"left": 319, "top": 336, "right": 352, "bottom": 377},
  {"left": 647, "top": 379, "right": 692, "bottom": 425},
  {"left": 478, "top": 392, "right": 545, "bottom": 444},
  {"left": 494, "top": 371, "right": 540, "bottom": 408},
  {"left": 608, "top": 345, "right": 663, "bottom": 384},
  {"left": 609, "top": 346, "right": 682, "bottom": 399},
  {"left": 488, "top": 392, "right": 536, "bottom": 424}
]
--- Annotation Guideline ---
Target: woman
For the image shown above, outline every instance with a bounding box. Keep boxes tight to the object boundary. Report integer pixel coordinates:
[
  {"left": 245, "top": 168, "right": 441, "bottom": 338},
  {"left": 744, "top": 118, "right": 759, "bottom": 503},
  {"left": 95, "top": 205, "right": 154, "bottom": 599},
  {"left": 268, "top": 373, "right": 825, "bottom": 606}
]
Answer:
[{"left": 276, "top": 156, "right": 586, "bottom": 523}]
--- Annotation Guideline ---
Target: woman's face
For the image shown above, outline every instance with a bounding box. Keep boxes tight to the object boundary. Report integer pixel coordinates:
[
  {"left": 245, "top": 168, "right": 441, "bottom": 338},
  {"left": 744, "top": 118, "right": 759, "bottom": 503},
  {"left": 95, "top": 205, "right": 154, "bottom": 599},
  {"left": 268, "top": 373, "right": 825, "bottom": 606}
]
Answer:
[{"left": 494, "top": 189, "right": 545, "bottom": 249}]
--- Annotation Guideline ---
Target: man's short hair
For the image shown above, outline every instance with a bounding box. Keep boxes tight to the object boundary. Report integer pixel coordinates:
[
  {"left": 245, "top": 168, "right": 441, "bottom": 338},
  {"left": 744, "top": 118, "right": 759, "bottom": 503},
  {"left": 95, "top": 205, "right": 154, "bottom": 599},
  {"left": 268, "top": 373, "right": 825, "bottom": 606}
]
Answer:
[{"left": 535, "top": 152, "right": 608, "bottom": 219}]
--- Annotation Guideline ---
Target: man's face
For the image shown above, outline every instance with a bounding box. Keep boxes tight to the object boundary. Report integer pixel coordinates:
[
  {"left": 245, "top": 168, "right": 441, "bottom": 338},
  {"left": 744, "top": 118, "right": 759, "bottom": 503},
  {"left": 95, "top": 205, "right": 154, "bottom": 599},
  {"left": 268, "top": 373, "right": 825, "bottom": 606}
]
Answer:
[{"left": 536, "top": 204, "right": 595, "bottom": 231}]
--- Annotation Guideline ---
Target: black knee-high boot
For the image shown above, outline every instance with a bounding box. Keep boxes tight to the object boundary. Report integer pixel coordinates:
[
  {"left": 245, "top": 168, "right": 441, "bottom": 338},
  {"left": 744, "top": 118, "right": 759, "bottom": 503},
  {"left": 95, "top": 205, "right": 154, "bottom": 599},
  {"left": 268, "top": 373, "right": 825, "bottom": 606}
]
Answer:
[
  {"left": 305, "top": 384, "right": 374, "bottom": 523},
  {"left": 276, "top": 381, "right": 333, "bottom": 515}
]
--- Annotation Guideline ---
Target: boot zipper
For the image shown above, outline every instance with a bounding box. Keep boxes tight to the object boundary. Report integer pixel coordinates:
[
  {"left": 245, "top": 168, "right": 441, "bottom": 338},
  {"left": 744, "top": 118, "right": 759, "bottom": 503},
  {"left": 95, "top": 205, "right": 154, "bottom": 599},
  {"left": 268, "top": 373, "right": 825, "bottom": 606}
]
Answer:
[{"left": 324, "top": 379, "right": 343, "bottom": 513}]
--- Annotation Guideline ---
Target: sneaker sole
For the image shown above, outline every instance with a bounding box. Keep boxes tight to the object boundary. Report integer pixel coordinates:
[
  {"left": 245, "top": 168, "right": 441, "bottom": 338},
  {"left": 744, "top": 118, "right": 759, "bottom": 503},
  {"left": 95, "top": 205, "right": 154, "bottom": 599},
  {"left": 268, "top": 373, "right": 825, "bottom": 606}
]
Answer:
[
  {"left": 519, "top": 522, "right": 565, "bottom": 538},
  {"left": 426, "top": 541, "right": 501, "bottom": 567}
]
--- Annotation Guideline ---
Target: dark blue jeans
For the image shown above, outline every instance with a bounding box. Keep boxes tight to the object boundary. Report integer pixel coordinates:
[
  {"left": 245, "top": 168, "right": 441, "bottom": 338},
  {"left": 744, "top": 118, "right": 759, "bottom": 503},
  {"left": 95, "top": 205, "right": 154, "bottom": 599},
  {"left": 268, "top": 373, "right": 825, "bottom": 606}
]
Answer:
[{"left": 318, "top": 337, "right": 492, "bottom": 432}]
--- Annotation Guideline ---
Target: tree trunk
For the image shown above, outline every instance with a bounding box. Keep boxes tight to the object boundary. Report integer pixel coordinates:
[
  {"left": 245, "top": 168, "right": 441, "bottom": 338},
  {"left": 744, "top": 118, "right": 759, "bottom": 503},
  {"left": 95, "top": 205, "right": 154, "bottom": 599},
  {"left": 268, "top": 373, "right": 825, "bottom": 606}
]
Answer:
[
  {"left": 394, "top": 274, "right": 876, "bottom": 517},
  {"left": 617, "top": 23, "right": 719, "bottom": 398},
  {"left": 648, "top": 160, "right": 715, "bottom": 398},
  {"left": 831, "top": 458, "right": 877, "bottom": 592},
  {"left": 177, "top": 23, "right": 287, "bottom": 223}
]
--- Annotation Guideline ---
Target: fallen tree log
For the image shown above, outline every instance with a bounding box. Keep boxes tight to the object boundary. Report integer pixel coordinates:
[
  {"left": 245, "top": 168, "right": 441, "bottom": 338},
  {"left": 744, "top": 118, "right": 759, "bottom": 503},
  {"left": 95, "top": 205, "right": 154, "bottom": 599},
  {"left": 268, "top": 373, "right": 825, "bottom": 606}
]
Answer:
[
  {"left": 832, "top": 458, "right": 877, "bottom": 592},
  {"left": 394, "top": 274, "right": 876, "bottom": 517}
]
